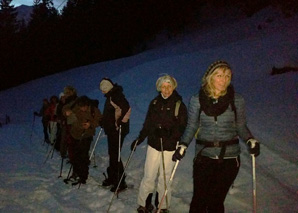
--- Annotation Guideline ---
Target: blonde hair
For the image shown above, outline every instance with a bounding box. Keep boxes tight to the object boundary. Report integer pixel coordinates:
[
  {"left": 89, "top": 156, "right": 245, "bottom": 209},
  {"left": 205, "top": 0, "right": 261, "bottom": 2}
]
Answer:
[{"left": 203, "top": 66, "right": 232, "bottom": 98}]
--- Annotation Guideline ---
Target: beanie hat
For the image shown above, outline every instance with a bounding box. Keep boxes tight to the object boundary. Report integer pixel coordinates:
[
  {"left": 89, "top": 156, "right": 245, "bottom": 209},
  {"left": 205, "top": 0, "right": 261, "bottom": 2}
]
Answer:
[
  {"left": 64, "top": 85, "right": 77, "bottom": 96},
  {"left": 156, "top": 75, "right": 177, "bottom": 92},
  {"left": 59, "top": 92, "right": 65, "bottom": 99},
  {"left": 202, "top": 60, "right": 231, "bottom": 85},
  {"left": 100, "top": 78, "right": 114, "bottom": 93}
]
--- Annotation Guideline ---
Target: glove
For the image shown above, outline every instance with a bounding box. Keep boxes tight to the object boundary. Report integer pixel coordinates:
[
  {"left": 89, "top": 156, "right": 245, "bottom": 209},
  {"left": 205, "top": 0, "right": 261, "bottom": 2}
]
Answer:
[
  {"left": 172, "top": 144, "right": 187, "bottom": 162},
  {"left": 34, "top": 111, "right": 38, "bottom": 116},
  {"left": 246, "top": 139, "right": 260, "bottom": 157},
  {"left": 130, "top": 138, "right": 143, "bottom": 151}
]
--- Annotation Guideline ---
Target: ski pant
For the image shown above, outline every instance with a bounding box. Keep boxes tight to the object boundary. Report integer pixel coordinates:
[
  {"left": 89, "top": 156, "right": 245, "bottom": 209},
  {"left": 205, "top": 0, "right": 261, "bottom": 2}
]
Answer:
[
  {"left": 137, "top": 145, "right": 175, "bottom": 209},
  {"left": 72, "top": 136, "right": 93, "bottom": 181},
  {"left": 42, "top": 121, "right": 49, "bottom": 141},
  {"left": 190, "top": 156, "right": 240, "bottom": 213},
  {"left": 59, "top": 125, "right": 67, "bottom": 158},
  {"left": 49, "top": 121, "right": 57, "bottom": 144},
  {"left": 107, "top": 130, "right": 127, "bottom": 185}
]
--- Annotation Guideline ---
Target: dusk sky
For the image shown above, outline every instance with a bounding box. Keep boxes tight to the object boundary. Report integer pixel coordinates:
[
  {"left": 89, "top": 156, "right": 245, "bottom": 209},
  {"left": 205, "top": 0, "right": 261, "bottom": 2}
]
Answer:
[{"left": 12, "top": 0, "right": 66, "bottom": 9}]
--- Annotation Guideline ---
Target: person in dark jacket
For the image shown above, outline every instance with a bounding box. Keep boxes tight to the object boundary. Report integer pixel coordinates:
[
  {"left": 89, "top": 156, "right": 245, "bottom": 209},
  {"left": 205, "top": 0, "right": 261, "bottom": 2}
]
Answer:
[
  {"left": 99, "top": 78, "right": 131, "bottom": 192},
  {"left": 64, "top": 95, "right": 102, "bottom": 184},
  {"left": 131, "top": 75, "right": 187, "bottom": 213},
  {"left": 172, "top": 60, "right": 260, "bottom": 213},
  {"left": 34, "top": 98, "right": 50, "bottom": 143},
  {"left": 61, "top": 86, "right": 78, "bottom": 164}
]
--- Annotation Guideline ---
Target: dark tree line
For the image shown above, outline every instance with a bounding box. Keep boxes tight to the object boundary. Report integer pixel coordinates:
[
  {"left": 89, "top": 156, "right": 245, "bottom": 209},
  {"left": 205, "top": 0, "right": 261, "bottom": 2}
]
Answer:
[{"left": 0, "top": 0, "right": 297, "bottom": 91}]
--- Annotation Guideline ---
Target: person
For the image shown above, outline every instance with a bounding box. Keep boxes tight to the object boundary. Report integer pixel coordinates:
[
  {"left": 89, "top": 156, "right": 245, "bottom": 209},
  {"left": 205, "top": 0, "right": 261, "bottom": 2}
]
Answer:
[
  {"left": 55, "top": 92, "right": 66, "bottom": 151},
  {"left": 46, "top": 95, "right": 59, "bottom": 145},
  {"left": 172, "top": 60, "right": 260, "bottom": 213},
  {"left": 61, "top": 86, "right": 78, "bottom": 165},
  {"left": 64, "top": 95, "right": 102, "bottom": 184},
  {"left": 131, "top": 75, "right": 187, "bottom": 213},
  {"left": 99, "top": 78, "right": 131, "bottom": 192},
  {"left": 34, "top": 98, "right": 50, "bottom": 143}
]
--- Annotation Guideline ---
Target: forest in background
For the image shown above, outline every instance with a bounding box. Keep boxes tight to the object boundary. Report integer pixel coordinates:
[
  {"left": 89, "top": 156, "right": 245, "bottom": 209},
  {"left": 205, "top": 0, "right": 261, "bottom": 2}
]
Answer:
[{"left": 1, "top": 0, "right": 297, "bottom": 91}]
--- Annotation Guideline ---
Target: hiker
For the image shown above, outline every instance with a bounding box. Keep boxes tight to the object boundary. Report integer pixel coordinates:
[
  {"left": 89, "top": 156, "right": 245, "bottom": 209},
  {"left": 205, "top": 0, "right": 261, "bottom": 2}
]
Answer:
[
  {"left": 47, "top": 95, "right": 59, "bottom": 145},
  {"left": 173, "top": 60, "right": 260, "bottom": 212},
  {"left": 65, "top": 95, "right": 102, "bottom": 184},
  {"left": 34, "top": 98, "right": 50, "bottom": 143},
  {"left": 131, "top": 75, "right": 187, "bottom": 213},
  {"left": 99, "top": 78, "right": 131, "bottom": 192},
  {"left": 61, "top": 86, "right": 78, "bottom": 164}
]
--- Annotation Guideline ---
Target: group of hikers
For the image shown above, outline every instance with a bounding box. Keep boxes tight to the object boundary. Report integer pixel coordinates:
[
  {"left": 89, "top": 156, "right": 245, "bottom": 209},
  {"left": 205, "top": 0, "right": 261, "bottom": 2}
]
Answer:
[{"left": 35, "top": 60, "right": 260, "bottom": 213}]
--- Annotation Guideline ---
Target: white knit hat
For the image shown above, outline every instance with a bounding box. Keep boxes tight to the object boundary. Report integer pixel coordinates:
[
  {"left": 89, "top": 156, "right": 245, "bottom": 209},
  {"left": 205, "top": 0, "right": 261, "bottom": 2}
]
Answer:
[
  {"left": 156, "top": 75, "right": 177, "bottom": 92},
  {"left": 100, "top": 78, "right": 114, "bottom": 93}
]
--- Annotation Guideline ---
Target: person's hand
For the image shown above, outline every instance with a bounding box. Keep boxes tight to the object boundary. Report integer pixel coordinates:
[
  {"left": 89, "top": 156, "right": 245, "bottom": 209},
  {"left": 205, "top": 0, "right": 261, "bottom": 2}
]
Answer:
[
  {"left": 34, "top": 111, "right": 38, "bottom": 116},
  {"left": 130, "top": 138, "right": 143, "bottom": 151},
  {"left": 247, "top": 139, "right": 260, "bottom": 157},
  {"left": 172, "top": 144, "right": 187, "bottom": 162},
  {"left": 82, "top": 121, "right": 90, "bottom": 129},
  {"left": 116, "top": 119, "right": 123, "bottom": 127}
]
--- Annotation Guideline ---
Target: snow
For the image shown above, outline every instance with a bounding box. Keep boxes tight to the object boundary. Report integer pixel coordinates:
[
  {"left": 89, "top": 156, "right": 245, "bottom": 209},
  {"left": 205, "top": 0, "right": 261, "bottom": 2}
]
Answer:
[{"left": 0, "top": 6, "right": 298, "bottom": 213}]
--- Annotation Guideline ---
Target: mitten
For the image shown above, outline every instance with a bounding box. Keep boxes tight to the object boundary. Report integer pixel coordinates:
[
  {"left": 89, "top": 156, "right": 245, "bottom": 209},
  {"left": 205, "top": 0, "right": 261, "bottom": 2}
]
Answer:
[
  {"left": 172, "top": 143, "right": 187, "bottom": 162},
  {"left": 246, "top": 139, "right": 260, "bottom": 157}
]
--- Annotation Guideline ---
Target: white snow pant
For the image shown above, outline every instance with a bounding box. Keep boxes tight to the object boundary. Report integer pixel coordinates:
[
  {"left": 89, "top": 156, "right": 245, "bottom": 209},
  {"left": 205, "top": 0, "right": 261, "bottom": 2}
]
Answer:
[
  {"left": 49, "top": 121, "right": 57, "bottom": 144},
  {"left": 137, "top": 145, "right": 175, "bottom": 209}
]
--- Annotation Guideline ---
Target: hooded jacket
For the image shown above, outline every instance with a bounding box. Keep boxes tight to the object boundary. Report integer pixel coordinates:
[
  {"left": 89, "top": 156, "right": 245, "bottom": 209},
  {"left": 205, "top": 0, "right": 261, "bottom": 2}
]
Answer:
[{"left": 102, "top": 84, "right": 130, "bottom": 135}]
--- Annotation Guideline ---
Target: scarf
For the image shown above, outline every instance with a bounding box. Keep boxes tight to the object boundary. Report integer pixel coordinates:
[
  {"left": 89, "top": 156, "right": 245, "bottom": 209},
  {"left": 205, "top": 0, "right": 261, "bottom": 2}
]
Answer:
[{"left": 199, "top": 85, "right": 235, "bottom": 117}]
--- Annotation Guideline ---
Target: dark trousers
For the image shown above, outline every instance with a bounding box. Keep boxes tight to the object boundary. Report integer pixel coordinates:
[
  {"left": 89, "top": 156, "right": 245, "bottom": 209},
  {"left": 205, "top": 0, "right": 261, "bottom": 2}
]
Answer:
[
  {"left": 107, "top": 130, "right": 127, "bottom": 185},
  {"left": 72, "top": 136, "right": 92, "bottom": 181},
  {"left": 190, "top": 156, "right": 240, "bottom": 213},
  {"left": 42, "top": 122, "right": 49, "bottom": 141}
]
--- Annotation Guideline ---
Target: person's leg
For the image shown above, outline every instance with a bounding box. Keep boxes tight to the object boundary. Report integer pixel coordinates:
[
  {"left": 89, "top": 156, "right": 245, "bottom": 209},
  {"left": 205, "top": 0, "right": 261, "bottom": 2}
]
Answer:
[
  {"left": 137, "top": 146, "right": 160, "bottom": 208},
  {"left": 156, "top": 150, "right": 175, "bottom": 210},
  {"left": 206, "top": 157, "right": 240, "bottom": 213}
]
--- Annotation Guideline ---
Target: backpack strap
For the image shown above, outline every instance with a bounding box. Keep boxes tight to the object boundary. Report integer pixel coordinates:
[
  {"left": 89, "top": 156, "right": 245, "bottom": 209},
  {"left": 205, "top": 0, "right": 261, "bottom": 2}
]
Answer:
[{"left": 174, "top": 100, "right": 181, "bottom": 118}]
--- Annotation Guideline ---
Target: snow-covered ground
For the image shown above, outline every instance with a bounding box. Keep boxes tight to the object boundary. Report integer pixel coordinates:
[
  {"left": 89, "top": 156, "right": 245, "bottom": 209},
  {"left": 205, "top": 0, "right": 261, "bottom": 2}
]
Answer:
[{"left": 0, "top": 6, "right": 297, "bottom": 213}]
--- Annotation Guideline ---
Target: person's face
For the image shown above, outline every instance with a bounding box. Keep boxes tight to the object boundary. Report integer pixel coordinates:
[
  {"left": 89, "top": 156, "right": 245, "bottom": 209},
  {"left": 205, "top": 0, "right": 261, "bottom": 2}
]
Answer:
[
  {"left": 211, "top": 68, "right": 231, "bottom": 96},
  {"left": 80, "top": 105, "right": 88, "bottom": 112},
  {"left": 161, "top": 82, "right": 174, "bottom": 98}
]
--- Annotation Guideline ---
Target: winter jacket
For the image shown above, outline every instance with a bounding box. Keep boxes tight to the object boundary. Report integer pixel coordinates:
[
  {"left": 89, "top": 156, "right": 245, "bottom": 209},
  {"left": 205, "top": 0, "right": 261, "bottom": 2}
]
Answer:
[
  {"left": 181, "top": 92, "right": 253, "bottom": 158},
  {"left": 62, "top": 95, "right": 78, "bottom": 125},
  {"left": 70, "top": 105, "right": 102, "bottom": 140},
  {"left": 138, "top": 90, "right": 188, "bottom": 151},
  {"left": 102, "top": 84, "right": 131, "bottom": 135}
]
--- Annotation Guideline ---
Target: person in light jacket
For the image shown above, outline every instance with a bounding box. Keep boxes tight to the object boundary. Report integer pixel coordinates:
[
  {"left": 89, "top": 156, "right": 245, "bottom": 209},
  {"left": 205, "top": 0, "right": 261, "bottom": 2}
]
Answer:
[{"left": 172, "top": 60, "right": 260, "bottom": 213}]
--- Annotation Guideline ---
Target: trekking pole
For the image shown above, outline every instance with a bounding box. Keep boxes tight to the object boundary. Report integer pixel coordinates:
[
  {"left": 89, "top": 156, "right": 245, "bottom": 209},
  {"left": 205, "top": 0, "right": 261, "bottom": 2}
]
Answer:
[
  {"left": 252, "top": 154, "right": 257, "bottom": 213},
  {"left": 44, "top": 144, "right": 56, "bottom": 164},
  {"left": 58, "top": 157, "right": 64, "bottom": 178},
  {"left": 160, "top": 137, "right": 169, "bottom": 210},
  {"left": 30, "top": 114, "right": 36, "bottom": 143},
  {"left": 157, "top": 147, "right": 185, "bottom": 213},
  {"left": 106, "top": 139, "right": 138, "bottom": 213},
  {"left": 89, "top": 128, "right": 103, "bottom": 161},
  {"left": 117, "top": 125, "right": 122, "bottom": 192}
]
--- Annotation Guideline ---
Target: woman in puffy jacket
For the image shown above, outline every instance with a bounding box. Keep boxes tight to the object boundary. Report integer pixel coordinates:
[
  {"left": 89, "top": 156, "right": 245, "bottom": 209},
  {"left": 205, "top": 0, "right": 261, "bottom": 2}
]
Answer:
[{"left": 172, "top": 60, "right": 260, "bottom": 213}]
